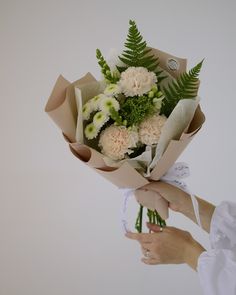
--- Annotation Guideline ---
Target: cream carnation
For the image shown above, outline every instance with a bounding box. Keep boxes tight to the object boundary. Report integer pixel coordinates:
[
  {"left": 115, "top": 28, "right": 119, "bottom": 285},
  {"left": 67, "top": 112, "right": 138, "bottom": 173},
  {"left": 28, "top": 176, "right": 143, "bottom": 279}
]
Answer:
[
  {"left": 99, "top": 125, "right": 139, "bottom": 160},
  {"left": 139, "top": 115, "right": 167, "bottom": 145},
  {"left": 118, "top": 67, "right": 157, "bottom": 97}
]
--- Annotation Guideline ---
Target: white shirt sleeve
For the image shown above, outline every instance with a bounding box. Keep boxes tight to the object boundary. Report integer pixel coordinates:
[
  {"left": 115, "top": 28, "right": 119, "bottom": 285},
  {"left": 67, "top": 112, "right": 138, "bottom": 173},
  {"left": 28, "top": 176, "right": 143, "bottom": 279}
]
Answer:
[{"left": 197, "top": 201, "right": 236, "bottom": 295}]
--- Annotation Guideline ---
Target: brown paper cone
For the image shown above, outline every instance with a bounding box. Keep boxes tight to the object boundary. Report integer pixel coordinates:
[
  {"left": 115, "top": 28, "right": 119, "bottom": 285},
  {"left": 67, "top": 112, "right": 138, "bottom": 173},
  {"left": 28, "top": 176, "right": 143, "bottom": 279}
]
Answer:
[{"left": 45, "top": 48, "right": 205, "bottom": 220}]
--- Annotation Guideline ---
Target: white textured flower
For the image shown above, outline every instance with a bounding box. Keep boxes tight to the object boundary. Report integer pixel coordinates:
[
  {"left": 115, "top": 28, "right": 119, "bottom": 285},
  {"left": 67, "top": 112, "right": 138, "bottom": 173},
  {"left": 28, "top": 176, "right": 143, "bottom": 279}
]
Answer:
[
  {"left": 84, "top": 123, "right": 99, "bottom": 140},
  {"left": 82, "top": 102, "right": 93, "bottom": 120},
  {"left": 104, "top": 84, "right": 121, "bottom": 96},
  {"left": 99, "top": 125, "right": 139, "bottom": 160},
  {"left": 118, "top": 67, "right": 157, "bottom": 97},
  {"left": 99, "top": 96, "right": 120, "bottom": 114},
  {"left": 139, "top": 115, "right": 167, "bottom": 145},
  {"left": 93, "top": 111, "right": 109, "bottom": 129},
  {"left": 90, "top": 94, "right": 107, "bottom": 111}
]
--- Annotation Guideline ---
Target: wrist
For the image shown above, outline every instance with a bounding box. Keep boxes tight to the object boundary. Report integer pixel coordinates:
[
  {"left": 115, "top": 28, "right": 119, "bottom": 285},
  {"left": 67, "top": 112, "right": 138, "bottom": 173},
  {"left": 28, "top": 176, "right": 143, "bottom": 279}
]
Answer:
[{"left": 184, "top": 238, "right": 205, "bottom": 271}]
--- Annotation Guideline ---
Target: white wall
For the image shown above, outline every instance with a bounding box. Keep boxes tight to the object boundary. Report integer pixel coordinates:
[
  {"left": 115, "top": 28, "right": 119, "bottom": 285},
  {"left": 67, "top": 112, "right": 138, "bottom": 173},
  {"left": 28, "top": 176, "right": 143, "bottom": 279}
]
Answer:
[{"left": 0, "top": 0, "right": 236, "bottom": 294}]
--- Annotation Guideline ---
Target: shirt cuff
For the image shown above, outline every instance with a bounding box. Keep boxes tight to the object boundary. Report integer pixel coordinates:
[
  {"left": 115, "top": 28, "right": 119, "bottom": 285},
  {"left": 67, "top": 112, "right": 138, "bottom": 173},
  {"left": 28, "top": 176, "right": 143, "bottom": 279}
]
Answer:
[{"left": 209, "top": 201, "right": 236, "bottom": 249}]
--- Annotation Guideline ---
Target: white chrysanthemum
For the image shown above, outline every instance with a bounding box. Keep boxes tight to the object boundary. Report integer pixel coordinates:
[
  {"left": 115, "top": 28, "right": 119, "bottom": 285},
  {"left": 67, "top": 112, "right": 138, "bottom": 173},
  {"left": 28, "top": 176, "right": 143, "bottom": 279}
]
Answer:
[
  {"left": 104, "top": 84, "right": 121, "bottom": 96},
  {"left": 93, "top": 111, "right": 109, "bottom": 129},
  {"left": 82, "top": 102, "right": 93, "bottom": 120},
  {"left": 84, "top": 123, "right": 99, "bottom": 140},
  {"left": 119, "top": 67, "right": 157, "bottom": 97},
  {"left": 99, "top": 96, "right": 120, "bottom": 114},
  {"left": 139, "top": 115, "right": 167, "bottom": 145},
  {"left": 90, "top": 94, "right": 107, "bottom": 111},
  {"left": 99, "top": 125, "right": 139, "bottom": 160}
]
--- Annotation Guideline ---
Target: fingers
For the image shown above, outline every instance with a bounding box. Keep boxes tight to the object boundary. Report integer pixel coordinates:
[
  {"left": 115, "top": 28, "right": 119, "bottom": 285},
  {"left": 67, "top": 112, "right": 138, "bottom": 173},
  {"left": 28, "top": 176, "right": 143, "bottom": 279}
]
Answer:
[
  {"left": 134, "top": 189, "right": 159, "bottom": 211},
  {"left": 146, "top": 223, "right": 165, "bottom": 233},
  {"left": 141, "top": 257, "right": 159, "bottom": 265},
  {"left": 141, "top": 181, "right": 169, "bottom": 195},
  {"left": 125, "top": 232, "right": 153, "bottom": 243}
]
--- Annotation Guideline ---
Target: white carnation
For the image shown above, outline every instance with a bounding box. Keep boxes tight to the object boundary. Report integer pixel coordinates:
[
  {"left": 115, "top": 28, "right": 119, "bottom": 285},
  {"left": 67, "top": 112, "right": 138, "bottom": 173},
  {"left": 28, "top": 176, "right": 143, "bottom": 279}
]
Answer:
[
  {"left": 119, "top": 67, "right": 157, "bottom": 97},
  {"left": 139, "top": 115, "right": 167, "bottom": 145}
]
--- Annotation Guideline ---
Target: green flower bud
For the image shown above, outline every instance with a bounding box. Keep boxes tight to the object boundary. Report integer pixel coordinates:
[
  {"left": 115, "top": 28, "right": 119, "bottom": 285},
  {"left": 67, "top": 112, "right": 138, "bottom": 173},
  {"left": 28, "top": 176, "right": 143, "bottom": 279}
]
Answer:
[
  {"left": 106, "top": 70, "right": 111, "bottom": 76},
  {"left": 151, "top": 85, "right": 158, "bottom": 93},
  {"left": 153, "top": 98, "right": 158, "bottom": 103},
  {"left": 157, "top": 91, "right": 163, "bottom": 98},
  {"left": 123, "top": 120, "right": 127, "bottom": 126},
  {"left": 148, "top": 91, "right": 154, "bottom": 98}
]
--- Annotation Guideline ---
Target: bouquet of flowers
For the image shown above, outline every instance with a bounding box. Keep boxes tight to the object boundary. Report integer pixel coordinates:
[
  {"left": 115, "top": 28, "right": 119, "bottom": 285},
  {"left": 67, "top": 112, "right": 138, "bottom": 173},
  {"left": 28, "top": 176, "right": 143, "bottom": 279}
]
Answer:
[{"left": 45, "top": 20, "right": 205, "bottom": 232}]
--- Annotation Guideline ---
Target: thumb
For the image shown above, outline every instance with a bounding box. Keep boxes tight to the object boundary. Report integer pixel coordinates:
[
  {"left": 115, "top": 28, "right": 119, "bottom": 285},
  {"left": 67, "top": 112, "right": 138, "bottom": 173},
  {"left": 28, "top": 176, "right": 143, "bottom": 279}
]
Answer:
[{"left": 146, "top": 223, "right": 164, "bottom": 233}]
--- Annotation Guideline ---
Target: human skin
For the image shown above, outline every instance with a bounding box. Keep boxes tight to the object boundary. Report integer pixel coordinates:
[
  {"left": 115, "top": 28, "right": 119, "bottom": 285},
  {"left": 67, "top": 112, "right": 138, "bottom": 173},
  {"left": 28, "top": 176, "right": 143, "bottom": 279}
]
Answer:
[
  {"left": 126, "top": 181, "right": 216, "bottom": 270},
  {"left": 135, "top": 182, "right": 216, "bottom": 232},
  {"left": 126, "top": 224, "right": 205, "bottom": 270}
]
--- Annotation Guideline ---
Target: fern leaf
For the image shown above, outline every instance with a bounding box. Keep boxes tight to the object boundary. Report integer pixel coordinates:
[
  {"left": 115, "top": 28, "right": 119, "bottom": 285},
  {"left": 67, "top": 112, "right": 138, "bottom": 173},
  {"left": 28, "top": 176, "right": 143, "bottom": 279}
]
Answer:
[
  {"left": 118, "top": 20, "right": 159, "bottom": 72},
  {"left": 161, "top": 60, "right": 204, "bottom": 117}
]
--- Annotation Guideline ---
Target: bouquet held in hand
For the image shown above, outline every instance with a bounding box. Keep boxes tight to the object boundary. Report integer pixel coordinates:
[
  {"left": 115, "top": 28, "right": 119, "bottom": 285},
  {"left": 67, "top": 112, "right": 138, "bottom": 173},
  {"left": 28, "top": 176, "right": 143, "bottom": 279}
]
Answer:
[{"left": 45, "top": 20, "right": 205, "bottom": 232}]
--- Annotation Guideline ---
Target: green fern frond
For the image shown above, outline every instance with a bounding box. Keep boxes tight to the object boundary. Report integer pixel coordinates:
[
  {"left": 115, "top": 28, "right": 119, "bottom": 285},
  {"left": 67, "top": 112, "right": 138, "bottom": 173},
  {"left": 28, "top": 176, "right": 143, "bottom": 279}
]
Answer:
[
  {"left": 161, "top": 59, "right": 204, "bottom": 117},
  {"left": 96, "top": 49, "right": 119, "bottom": 84},
  {"left": 118, "top": 20, "right": 160, "bottom": 73}
]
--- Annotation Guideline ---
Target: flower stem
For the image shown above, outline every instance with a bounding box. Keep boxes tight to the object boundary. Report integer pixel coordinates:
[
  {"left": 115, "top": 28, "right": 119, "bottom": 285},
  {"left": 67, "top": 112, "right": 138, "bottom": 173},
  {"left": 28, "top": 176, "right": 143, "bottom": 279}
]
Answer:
[
  {"left": 135, "top": 208, "right": 166, "bottom": 232},
  {"left": 135, "top": 205, "right": 143, "bottom": 233}
]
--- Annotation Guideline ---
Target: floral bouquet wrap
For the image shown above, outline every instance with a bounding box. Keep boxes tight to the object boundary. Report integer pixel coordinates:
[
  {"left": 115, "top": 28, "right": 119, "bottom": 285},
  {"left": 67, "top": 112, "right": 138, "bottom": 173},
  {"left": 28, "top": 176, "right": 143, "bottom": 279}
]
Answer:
[{"left": 45, "top": 21, "right": 205, "bottom": 232}]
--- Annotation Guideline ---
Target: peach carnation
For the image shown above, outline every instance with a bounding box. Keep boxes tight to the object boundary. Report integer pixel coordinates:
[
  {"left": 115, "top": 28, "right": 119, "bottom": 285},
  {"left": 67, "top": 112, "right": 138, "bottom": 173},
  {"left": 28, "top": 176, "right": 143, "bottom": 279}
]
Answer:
[
  {"left": 118, "top": 67, "right": 157, "bottom": 97},
  {"left": 99, "top": 125, "right": 139, "bottom": 160},
  {"left": 139, "top": 115, "right": 167, "bottom": 145}
]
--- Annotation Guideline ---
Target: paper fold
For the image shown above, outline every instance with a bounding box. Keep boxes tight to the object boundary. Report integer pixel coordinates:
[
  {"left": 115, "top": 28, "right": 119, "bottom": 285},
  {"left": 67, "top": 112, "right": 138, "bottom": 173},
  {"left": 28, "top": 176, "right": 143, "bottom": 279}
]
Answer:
[{"left": 45, "top": 48, "right": 205, "bottom": 221}]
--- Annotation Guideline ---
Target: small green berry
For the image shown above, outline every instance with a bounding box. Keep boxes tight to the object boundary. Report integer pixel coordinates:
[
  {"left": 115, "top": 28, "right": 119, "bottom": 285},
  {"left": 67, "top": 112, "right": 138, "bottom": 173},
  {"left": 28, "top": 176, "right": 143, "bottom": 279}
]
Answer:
[
  {"left": 148, "top": 91, "right": 154, "bottom": 98},
  {"left": 157, "top": 91, "right": 163, "bottom": 98},
  {"left": 151, "top": 85, "right": 158, "bottom": 93}
]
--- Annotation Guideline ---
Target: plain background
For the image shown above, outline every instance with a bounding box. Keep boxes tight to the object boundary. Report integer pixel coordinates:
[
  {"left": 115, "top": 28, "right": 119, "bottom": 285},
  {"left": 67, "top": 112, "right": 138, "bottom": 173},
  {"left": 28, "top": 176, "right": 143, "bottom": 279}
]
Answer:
[{"left": 0, "top": 0, "right": 236, "bottom": 294}]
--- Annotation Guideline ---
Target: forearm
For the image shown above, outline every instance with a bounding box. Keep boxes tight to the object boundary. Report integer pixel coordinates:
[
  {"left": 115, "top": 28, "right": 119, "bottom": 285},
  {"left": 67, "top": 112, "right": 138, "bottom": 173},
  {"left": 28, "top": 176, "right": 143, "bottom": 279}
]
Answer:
[
  {"left": 181, "top": 195, "right": 216, "bottom": 233},
  {"left": 185, "top": 239, "right": 205, "bottom": 271}
]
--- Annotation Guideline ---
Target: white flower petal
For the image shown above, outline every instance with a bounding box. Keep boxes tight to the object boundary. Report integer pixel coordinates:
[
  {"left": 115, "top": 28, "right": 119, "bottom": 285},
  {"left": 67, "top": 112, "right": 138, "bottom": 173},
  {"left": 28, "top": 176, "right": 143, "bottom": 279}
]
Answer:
[
  {"left": 93, "top": 111, "right": 109, "bottom": 129},
  {"left": 99, "top": 96, "right": 120, "bottom": 114},
  {"left": 119, "top": 67, "right": 157, "bottom": 97},
  {"left": 84, "top": 123, "right": 99, "bottom": 140}
]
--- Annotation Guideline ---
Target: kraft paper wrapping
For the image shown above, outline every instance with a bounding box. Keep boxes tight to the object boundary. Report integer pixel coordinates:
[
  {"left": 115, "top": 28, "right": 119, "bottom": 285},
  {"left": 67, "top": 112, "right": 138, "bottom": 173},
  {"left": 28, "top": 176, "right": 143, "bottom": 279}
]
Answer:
[{"left": 45, "top": 48, "right": 205, "bottom": 220}]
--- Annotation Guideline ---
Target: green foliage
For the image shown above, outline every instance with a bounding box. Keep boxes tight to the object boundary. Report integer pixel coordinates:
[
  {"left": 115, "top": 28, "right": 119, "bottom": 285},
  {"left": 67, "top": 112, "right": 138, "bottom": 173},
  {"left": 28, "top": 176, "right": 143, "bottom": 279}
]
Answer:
[
  {"left": 118, "top": 20, "right": 166, "bottom": 82},
  {"left": 135, "top": 206, "right": 166, "bottom": 233},
  {"left": 109, "top": 107, "right": 124, "bottom": 125},
  {"left": 96, "top": 49, "right": 119, "bottom": 83},
  {"left": 120, "top": 95, "right": 157, "bottom": 126},
  {"left": 161, "top": 60, "right": 204, "bottom": 117},
  {"left": 135, "top": 205, "right": 143, "bottom": 233}
]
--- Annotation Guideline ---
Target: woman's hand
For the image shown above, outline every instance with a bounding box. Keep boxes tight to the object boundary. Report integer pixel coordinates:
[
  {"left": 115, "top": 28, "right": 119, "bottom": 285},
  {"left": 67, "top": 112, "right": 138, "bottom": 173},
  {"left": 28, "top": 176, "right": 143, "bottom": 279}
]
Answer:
[
  {"left": 126, "top": 223, "right": 205, "bottom": 270},
  {"left": 135, "top": 182, "right": 215, "bottom": 232},
  {"left": 135, "top": 181, "right": 192, "bottom": 214}
]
